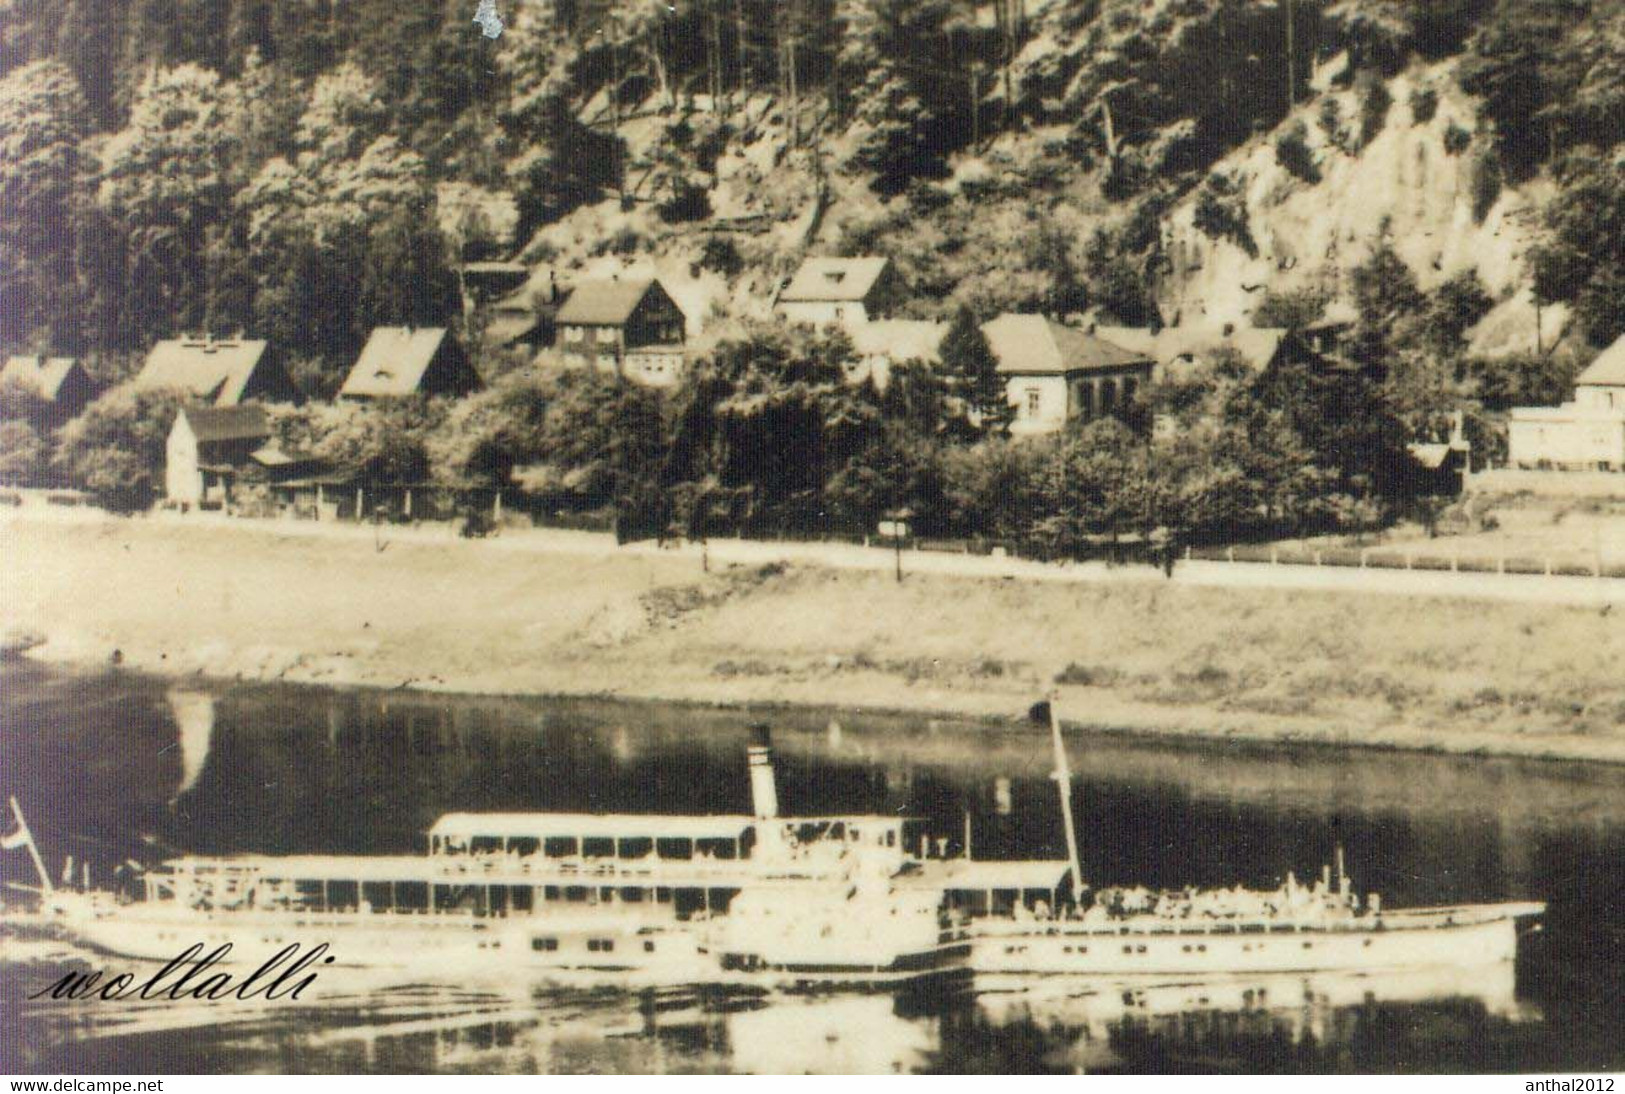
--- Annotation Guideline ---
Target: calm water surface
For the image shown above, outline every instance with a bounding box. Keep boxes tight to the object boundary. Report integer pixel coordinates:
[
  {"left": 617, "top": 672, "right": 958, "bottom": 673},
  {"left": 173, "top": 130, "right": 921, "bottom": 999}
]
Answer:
[{"left": 1, "top": 663, "right": 1622, "bottom": 1073}]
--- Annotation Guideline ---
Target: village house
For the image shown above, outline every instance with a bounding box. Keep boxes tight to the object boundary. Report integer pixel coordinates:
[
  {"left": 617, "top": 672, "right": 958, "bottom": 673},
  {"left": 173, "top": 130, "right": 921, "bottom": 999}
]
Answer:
[
  {"left": 484, "top": 274, "right": 568, "bottom": 353},
  {"left": 164, "top": 405, "right": 273, "bottom": 509},
  {"left": 1091, "top": 323, "right": 1322, "bottom": 383},
  {"left": 846, "top": 320, "right": 948, "bottom": 388},
  {"left": 775, "top": 257, "right": 904, "bottom": 329},
  {"left": 0, "top": 354, "right": 95, "bottom": 425},
  {"left": 166, "top": 405, "right": 332, "bottom": 513},
  {"left": 1508, "top": 335, "right": 1625, "bottom": 470},
  {"left": 339, "top": 327, "right": 483, "bottom": 401},
  {"left": 555, "top": 278, "right": 687, "bottom": 387},
  {"left": 982, "top": 315, "right": 1155, "bottom": 435},
  {"left": 134, "top": 337, "right": 299, "bottom": 406}
]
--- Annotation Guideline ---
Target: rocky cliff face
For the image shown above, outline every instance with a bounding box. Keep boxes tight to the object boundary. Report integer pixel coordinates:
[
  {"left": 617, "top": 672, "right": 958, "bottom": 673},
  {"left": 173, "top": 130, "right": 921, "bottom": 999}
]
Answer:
[{"left": 1158, "top": 57, "right": 1560, "bottom": 352}]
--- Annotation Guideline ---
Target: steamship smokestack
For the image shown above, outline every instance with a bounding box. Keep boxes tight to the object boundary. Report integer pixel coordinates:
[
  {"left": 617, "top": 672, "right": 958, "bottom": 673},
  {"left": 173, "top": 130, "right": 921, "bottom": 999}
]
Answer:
[{"left": 746, "top": 723, "right": 779, "bottom": 819}]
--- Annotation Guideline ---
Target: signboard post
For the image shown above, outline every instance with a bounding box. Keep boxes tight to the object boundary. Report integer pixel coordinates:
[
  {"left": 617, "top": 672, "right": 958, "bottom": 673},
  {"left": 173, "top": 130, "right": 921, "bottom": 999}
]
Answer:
[{"left": 879, "top": 514, "right": 911, "bottom": 584}]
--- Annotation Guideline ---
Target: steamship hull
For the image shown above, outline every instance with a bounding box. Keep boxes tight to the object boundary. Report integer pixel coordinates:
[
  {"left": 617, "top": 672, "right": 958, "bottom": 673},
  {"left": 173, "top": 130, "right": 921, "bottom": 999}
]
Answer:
[{"left": 968, "top": 903, "right": 1542, "bottom": 977}]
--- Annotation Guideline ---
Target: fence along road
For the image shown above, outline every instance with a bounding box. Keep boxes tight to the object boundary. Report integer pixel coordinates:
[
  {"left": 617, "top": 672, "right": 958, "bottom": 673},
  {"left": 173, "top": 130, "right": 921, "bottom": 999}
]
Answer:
[{"left": 9, "top": 501, "right": 1625, "bottom": 609}]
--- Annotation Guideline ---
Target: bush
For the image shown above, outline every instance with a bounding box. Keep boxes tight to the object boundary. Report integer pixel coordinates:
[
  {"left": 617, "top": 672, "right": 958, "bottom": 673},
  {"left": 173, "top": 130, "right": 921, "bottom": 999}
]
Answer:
[
  {"left": 1319, "top": 97, "right": 1348, "bottom": 151},
  {"left": 1192, "top": 173, "right": 1258, "bottom": 258},
  {"left": 1470, "top": 151, "right": 1503, "bottom": 223},
  {"left": 1410, "top": 87, "right": 1439, "bottom": 125},
  {"left": 698, "top": 237, "right": 744, "bottom": 280},
  {"left": 1360, "top": 81, "right": 1393, "bottom": 146},
  {"left": 657, "top": 181, "right": 712, "bottom": 224},
  {"left": 1275, "top": 122, "right": 1320, "bottom": 184}
]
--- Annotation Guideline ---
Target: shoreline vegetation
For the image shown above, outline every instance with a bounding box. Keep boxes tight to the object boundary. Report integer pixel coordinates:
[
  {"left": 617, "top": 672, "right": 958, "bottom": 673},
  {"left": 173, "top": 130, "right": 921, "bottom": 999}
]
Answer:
[{"left": 7, "top": 513, "right": 1625, "bottom": 766}]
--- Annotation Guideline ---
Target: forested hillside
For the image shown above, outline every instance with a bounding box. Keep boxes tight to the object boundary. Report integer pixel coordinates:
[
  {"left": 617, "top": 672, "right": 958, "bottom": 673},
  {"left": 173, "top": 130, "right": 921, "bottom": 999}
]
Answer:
[
  {"left": 4, "top": 0, "right": 1625, "bottom": 372},
  {"left": 4, "top": 0, "right": 1625, "bottom": 546}
]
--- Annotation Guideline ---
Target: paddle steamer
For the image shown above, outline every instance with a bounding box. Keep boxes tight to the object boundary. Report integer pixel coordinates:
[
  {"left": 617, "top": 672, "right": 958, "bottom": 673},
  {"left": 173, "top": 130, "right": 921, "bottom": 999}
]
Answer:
[{"left": 6, "top": 711, "right": 1543, "bottom": 985}]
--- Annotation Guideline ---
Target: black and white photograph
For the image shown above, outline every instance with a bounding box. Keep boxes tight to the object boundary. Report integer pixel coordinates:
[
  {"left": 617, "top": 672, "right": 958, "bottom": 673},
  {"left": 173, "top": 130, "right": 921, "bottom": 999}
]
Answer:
[{"left": 0, "top": 0, "right": 1623, "bottom": 1078}]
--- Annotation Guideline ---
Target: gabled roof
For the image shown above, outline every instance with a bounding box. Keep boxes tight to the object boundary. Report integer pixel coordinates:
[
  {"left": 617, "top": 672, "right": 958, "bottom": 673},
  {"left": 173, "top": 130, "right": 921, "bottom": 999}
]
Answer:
[
  {"left": 982, "top": 315, "right": 1151, "bottom": 375},
  {"left": 1093, "top": 325, "right": 1289, "bottom": 374},
  {"left": 340, "top": 327, "right": 455, "bottom": 398},
  {"left": 137, "top": 340, "right": 271, "bottom": 406},
  {"left": 780, "top": 257, "right": 892, "bottom": 303},
  {"left": 555, "top": 278, "right": 667, "bottom": 326},
  {"left": 179, "top": 404, "right": 271, "bottom": 444},
  {"left": 1, "top": 355, "right": 84, "bottom": 401},
  {"left": 1577, "top": 335, "right": 1625, "bottom": 387},
  {"left": 850, "top": 320, "right": 948, "bottom": 363}
]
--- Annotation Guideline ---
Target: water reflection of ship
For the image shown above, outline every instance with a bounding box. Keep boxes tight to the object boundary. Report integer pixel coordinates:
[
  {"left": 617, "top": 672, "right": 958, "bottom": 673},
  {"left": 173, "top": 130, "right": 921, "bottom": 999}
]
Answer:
[{"left": 967, "top": 962, "right": 1527, "bottom": 1072}]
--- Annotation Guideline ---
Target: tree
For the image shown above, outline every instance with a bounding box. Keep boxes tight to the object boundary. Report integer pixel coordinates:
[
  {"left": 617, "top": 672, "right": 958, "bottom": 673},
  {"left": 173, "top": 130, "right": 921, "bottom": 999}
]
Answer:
[
  {"left": 53, "top": 384, "right": 189, "bottom": 510},
  {"left": 1529, "top": 152, "right": 1625, "bottom": 347},
  {"left": 1252, "top": 287, "right": 1327, "bottom": 331},
  {"left": 938, "top": 305, "right": 1009, "bottom": 434},
  {"left": 0, "top": 60, "right": 91, "bottom": 347},
  {"left": 0, "top": 420, "right": 47, "bottom": 485},
  {"left": 92, "top": 64, "right": 244, "bottom": 346}
]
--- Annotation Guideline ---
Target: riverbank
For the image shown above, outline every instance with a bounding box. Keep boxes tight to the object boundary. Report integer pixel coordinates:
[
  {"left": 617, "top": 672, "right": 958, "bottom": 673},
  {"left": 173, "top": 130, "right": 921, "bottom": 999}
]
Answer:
[{"left": 6, "top": 512, "right": 1625, "bottom": 764}]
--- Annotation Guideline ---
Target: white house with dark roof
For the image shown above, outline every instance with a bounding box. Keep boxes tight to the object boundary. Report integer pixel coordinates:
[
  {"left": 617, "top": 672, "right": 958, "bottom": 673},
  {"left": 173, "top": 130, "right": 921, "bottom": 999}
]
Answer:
[
  {"left": 0, "top": 354, "right": 94, "bottom": 424},
  {"left": 555, "top": 278, "right": 686, "bottom": 386},
  {"left": 165, "top": 405, "right": 274, "bottom": 508},
  {"left": 776, "top": 257, "right": 902, "bottom": 329},
  {"left": 135, "top": 338, "right": 298, "bottom": 406},
  {"left": 1508, "top": 336, "right": 1625, "bottom": 470},
  {"left": 339, "top": 327, "right": 482, "bottom": 401},
  {"left": 981, "top": 315, "right": 1154, "bottom": 435}
]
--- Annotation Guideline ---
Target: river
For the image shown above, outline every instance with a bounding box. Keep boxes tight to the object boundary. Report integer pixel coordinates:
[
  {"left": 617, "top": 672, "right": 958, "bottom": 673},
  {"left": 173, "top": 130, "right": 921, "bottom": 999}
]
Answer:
[{"left": 1, "top": 663, "right": 1621, "bottom": 1073}]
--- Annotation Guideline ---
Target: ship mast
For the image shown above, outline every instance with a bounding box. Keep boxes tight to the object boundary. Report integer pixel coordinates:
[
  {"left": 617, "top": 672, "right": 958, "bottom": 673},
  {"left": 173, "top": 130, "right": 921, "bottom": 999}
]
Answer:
[{"left": 1045, "top": 696, "right": 1084, "bottom": 905}]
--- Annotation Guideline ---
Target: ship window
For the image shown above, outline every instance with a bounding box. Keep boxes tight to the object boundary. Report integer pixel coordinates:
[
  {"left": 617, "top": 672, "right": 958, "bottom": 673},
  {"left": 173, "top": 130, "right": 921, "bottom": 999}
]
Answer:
[
  {"left": 295, "top": 880, "right": 324, "bottom": 909},
  {"left": 1122, "top": 945, "right": 1133, "bottom": 954},
  {"left": 656, "top": 887, "right": 672, "bottom": 903},
  {"left": 1198, "top": 944, "right": 1207, "bottom": 952},
  {"left": 326, "top": 880, "right": 359, "bottom": 911},
  {"left": 544, "top": 885, "right": 561, "bottom": 901},
  {"left": 656, "top": 838, "right": 693, "bottom": 860},
  {"left": 512, "top": 886, "right": 534, "bottom": 912},
  {"left": 1303, "top": 941, "right": 1313, "bottom": 949},
  {"left": 583, "top": 838, "right": 614, "bottom": 859},
  {"left": 361, "top": 881, "right": 392, "bottom": 911},
  {"left": 599, "top": 887, "right": 617, "bottom": 903},
  {"left": 618, "top": 838, "right": 653, "bottom": 859},
  {"left": 1363, "top": 939, "right": 1373, "bottom": 947},
  {"left": 472, "top": 837, "right": 502, "bottom": 855},
  {"left": 532, "top": 937, "right": 558, "bottom": 951},
  {"left": 510, "top": 837, "right": 540, "bottom": 857},
  {"left": 644, "top": 941, "right": 656, "bottom": 952},
  {"left": 545, "top": 837, "right": 578, "bottom": 858},
  {"left": 696, "top": 838, "right": 736, "bottom": 860},
  {"left": 564, "top": 886, "right": 587, "bottom": 902},
  {"left": 1137, "top": 945, "right": 1147, "bottom": 954},
  {"left": 396, "top": 881, "right": 429, "bottom": 911},
  {"left": 588, "top": 939, "right": 615, "bottom": 953},
  {"left": 620, "top": 887, "right": 645, "bottom": 903}
]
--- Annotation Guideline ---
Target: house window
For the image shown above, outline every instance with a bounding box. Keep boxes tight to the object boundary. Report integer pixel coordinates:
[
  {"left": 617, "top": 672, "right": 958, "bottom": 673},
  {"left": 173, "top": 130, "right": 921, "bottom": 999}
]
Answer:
[
  {"left": 1025, "top": 388, "right": 1042, "bottom": 418},
  {"left": 834, "top": 306, "right": 845, "bottom": 319},
  {"left": 598, "top": 353, "right": 618, "bottom": 372},
  {"left": 564, "top": 326, "right": 584, "bottom": 343}
]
